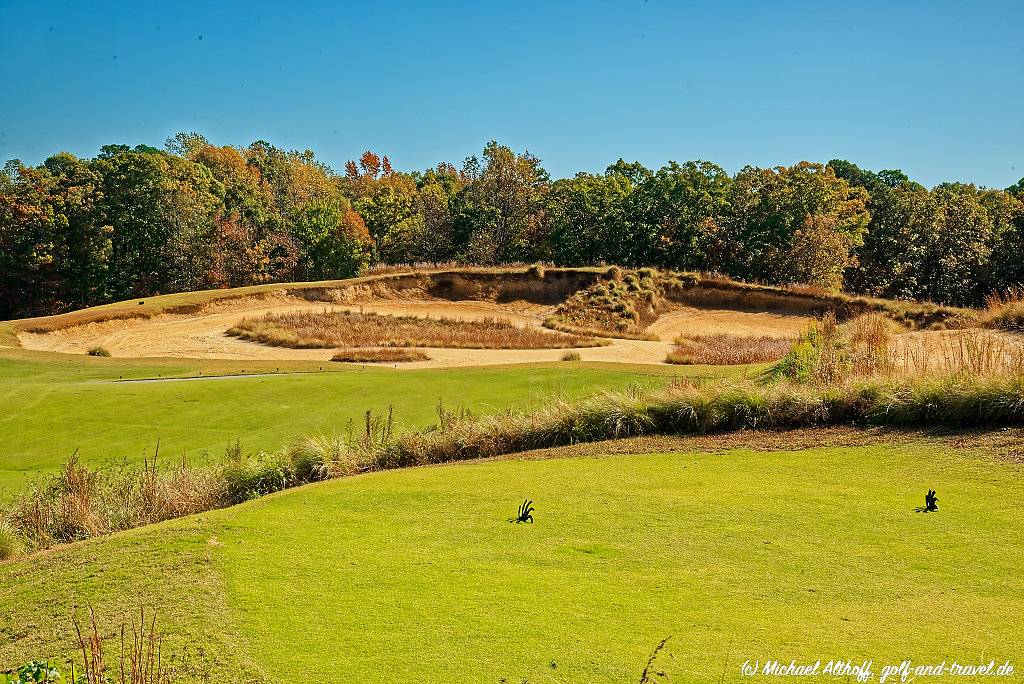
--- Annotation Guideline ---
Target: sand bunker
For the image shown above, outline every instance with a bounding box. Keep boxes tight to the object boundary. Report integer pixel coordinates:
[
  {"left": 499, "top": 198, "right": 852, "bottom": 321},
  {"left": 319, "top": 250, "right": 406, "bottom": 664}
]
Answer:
[{"left": 18, "top": 295, "right": 819, "bottom": 368}]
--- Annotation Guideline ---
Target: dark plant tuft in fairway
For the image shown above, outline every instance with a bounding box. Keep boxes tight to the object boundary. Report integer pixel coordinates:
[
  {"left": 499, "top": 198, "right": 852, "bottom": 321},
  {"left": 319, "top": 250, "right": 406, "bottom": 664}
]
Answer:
[
  {"left": 512, "top": 499, "right": 534, "bottom": 523},
  {"left": 639, "top": 636, "right": 673, "bottom": 684}
]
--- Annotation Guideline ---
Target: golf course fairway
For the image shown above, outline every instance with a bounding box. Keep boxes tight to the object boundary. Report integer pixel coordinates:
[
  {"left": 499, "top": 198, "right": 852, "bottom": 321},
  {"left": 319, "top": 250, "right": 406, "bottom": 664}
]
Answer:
[{"left": 3, "top": 440, "right": 1021, "bottom": 682}]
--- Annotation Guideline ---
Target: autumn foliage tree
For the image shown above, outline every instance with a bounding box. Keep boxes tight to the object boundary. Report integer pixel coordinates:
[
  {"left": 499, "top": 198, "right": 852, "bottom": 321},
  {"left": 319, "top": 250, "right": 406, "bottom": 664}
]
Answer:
[{"left": 1, "top": 137, "right": 1022, "bottom": 319}]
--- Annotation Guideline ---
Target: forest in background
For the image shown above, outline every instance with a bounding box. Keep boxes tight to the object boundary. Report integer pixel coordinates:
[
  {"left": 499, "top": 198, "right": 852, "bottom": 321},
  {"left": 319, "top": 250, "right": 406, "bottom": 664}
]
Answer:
[{"left": 2, "top": 132, "right": 1023, "bottom": 319}]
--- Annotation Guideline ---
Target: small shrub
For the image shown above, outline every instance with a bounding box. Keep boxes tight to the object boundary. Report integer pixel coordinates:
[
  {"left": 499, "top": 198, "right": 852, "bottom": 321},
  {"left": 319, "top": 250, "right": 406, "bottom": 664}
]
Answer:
[
  {"left": 770, "top": 313, "right": 849, "bottom": 383},
  {"left": 4, "top": 661, "right": 61, "bottom": 683},
  {"left": 222, "top": 454, "right": 288, "bottom": 503},
  {"left": 561, "top": 351, "right": 581, "bottom": 361},
  {"left": 87, "top": 346, "right": 111, "bottom": 357}
]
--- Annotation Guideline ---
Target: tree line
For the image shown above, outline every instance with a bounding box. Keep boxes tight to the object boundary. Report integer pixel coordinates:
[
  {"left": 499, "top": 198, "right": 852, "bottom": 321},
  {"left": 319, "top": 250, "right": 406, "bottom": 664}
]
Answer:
[{"left": 2, "top": 133, "right": 1022, "bottom": 318}]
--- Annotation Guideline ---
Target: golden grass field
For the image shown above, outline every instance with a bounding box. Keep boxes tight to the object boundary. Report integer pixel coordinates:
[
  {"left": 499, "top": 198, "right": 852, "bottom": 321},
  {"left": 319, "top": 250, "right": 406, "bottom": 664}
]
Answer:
[{"left": 227, "top": 310, "right": 602, "bottom": 350}]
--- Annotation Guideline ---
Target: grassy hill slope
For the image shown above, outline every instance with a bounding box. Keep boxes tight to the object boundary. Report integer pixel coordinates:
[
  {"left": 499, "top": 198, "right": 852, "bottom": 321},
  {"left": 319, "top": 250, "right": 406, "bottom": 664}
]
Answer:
[{"left": 3, "top": 437, "right": 1021, "bottom": 682}]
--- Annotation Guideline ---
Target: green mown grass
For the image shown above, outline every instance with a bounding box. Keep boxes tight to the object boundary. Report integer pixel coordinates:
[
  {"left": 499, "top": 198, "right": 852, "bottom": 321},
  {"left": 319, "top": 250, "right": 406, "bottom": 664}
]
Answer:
[
  {"left": 3, "top": 442, "right": 1021, "bottom": 682},
  {"left": 0, "top": 353, "right": 748, "bottom": 494}
]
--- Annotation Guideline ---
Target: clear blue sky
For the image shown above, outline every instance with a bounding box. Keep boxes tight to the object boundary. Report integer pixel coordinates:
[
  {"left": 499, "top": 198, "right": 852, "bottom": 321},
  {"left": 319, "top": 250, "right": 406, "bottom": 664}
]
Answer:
[{"left": 1, "top": 0, "right": 1021, "bottom": 188}]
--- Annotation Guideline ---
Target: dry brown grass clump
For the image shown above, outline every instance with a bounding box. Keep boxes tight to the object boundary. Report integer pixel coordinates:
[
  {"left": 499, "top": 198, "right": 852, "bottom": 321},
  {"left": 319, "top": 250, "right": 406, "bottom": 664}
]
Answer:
[
  {"left": 844, "top": 311, "right": 1024, "bottom": 378},
  {"left": 331, "top": 348, "right": 430, "bottom": 363},
  {"left": 665, "top": 333, "right": 793, "bottom": 365},
  {"left": 846, "top": 312, "right": 900, "bottom": 376},
  {"left": 982, "top": 287, "right": 1024, "bottom": 331},
  {"left": 228, "top": 310, "right": 602, "bottom": 349},
  {"left": 8, "top": 452, "right": 228, "bottom": 548},
  {"left": 7, "top": 436, "right": 368, "bottom": 551}
]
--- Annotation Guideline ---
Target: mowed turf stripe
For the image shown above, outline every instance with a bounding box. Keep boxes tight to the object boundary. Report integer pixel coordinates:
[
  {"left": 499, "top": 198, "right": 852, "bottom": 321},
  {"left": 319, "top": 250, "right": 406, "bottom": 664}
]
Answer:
[{"left": 210, "top": 445, "right": 1024, "bottom": 683}]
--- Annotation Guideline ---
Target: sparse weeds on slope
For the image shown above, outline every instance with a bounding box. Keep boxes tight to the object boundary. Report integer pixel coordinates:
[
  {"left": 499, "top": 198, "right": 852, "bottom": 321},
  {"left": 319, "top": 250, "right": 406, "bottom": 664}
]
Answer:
[
  {"left": 6, "top": 450, "right": 228, "bottom": 549},
  {"left": 5, "top": 435, "right": 366, "bottom": 552},
  {"left": 4, "top": 412, "right": 398, "bottom": 552},
  {"left": 3, "top": 607, "right": 211, "bottom": 684}
]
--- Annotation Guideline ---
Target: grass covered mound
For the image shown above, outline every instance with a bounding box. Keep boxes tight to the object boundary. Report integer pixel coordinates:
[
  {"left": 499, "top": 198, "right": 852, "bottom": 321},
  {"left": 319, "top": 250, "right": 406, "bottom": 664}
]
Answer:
[
  {"left": 228, "top": 310, "right": 604, "bottom": 350},
  {"left": 544, "top": 267, "right": 680, "bottom": 339},
  {"left": 3, "top": 442, "right": 1023, "bottom": 682},
  {"left": 665, "top": 333, "right": 793, "bottom": 365}
]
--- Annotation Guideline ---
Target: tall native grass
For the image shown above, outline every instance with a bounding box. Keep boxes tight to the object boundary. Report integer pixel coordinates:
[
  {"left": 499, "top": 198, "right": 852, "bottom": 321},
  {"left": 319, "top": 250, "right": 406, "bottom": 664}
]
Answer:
[
  {"left": 665, "top": 333, "right": 793, "bottom": 365},
  {"left": 4, "top": 436, "right": 369, "bottom": 551},
  {"left": 228, "top": 309, "right": 603, "bottom": 349},
  {"left": 371, "top": 375, "right": 1024, "bottom": 468},
  {"left": 773, "top": 311, "right": 1024, "bottom": 382}
]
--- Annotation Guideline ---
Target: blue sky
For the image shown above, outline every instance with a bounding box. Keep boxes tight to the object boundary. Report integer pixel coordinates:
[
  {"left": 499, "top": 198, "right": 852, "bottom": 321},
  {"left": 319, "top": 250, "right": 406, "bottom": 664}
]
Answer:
[{"left": 1, "top": 0, "right": 1021, "bottom": 187}]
